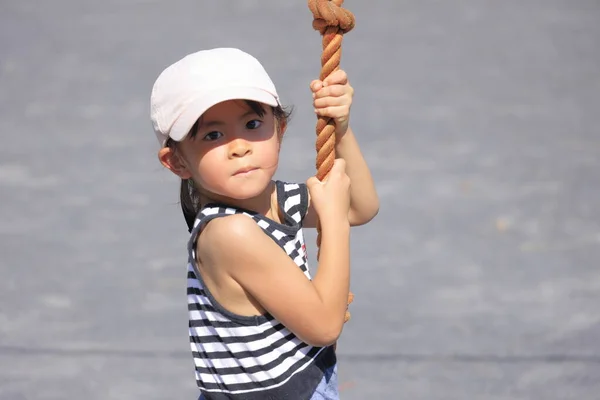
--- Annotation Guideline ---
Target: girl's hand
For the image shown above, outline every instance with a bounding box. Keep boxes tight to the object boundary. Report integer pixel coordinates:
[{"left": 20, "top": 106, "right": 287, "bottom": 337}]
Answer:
[
  {"left": 311, "top": 69, "right": 354, "bottom": 137},
  {"left": 306, "top": 158, "right": 350, "bottom": 226}
]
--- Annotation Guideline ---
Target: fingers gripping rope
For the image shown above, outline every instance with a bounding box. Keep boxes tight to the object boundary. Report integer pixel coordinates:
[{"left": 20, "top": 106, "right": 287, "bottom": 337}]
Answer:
[{"left": 308, "top": 0, "right": 355, "bottom": 323}]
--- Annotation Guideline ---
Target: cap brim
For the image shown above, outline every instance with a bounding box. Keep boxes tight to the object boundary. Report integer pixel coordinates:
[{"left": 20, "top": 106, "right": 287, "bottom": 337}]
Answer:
[{"left": 168, "top": 87, "right": 280, "bottom": 143}]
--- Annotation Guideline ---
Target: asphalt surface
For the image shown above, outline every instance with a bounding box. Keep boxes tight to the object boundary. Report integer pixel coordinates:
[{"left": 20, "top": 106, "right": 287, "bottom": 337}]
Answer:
[{"left": 1, "top": 1, "right": 600, "bottom": 399}]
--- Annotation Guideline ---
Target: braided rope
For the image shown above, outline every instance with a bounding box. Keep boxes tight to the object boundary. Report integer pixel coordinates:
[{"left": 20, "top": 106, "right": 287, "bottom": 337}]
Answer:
[
  {"left": 308, "top": 0, "right": 355, "bottom": 322},
  {"left": 308, "top": 0, "right": 355, "bottom": 181}
]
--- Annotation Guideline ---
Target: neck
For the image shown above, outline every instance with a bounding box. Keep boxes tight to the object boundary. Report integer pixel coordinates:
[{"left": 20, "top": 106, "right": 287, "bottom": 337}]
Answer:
[{"left": 200, "top": 181, "right": 276, "bottom": 217}]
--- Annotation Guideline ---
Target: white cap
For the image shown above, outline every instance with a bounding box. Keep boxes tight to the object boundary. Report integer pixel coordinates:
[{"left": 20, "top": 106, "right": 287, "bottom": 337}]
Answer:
[{"left": 150, "top": 48, "right": 280, "bottom": 146}]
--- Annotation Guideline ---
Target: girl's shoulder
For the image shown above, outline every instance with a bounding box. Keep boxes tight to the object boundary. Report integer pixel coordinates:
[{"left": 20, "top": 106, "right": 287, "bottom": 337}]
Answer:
[{"left": 199, "top": 213, "right": 264, "bottom": 251}]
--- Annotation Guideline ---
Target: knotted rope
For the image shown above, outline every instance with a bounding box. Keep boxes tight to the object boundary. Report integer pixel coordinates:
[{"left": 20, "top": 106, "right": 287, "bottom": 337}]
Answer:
[
  {"left": 308, "top": 0, "right": 355, "bottom": 322},
  {"left": 308, "top": 0, "right": 355, "bottom": 180}
]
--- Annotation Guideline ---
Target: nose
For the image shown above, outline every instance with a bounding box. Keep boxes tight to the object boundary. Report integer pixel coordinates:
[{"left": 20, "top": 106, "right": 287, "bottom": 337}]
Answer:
[{"left": 228, "top": 138, "right": 252, "bottom": 158}]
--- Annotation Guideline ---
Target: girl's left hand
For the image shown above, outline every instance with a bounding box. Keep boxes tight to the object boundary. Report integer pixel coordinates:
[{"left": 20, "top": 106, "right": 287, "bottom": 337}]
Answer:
[{"left": 311, "top": 69, "right": 354, "bottom": 137}]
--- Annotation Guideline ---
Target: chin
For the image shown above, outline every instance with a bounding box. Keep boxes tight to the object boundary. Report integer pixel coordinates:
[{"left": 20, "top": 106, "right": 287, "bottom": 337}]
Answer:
[
  {"left": 220, "top": 178, "right": 272, "bottom": 201},
  {"left": 230, "top": 185, "right": 269, "bottom": 200}
]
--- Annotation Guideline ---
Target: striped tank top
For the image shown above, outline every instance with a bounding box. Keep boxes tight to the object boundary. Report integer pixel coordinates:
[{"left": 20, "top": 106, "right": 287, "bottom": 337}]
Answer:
[{"left": 186, "top": 181, "right": 338, "bottom": 399}]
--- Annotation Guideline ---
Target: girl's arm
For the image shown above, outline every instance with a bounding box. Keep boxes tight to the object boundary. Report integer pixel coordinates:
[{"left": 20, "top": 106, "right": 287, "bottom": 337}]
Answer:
[
  {"left": 198, "top": 160, "right": 351, "bottom": 347},
  {"left": 336, "top": 126, "right": 379, "bottom": 225}
]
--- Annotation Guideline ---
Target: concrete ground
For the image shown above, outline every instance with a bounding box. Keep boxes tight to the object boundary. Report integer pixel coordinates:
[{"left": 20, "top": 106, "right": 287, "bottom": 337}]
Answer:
[{"left": 1, "top": 1, "right": 599, "bottom": 399}]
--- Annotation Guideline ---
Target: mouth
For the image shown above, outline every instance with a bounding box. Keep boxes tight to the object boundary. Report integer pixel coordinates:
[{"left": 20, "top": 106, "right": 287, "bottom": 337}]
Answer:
[{"left": 233, "top": 166, "right": 258, "bottom": 176}]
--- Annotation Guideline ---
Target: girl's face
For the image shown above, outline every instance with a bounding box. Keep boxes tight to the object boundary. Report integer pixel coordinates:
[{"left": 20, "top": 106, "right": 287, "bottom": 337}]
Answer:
[{"left": 176, "top": 100, "right": 281, "bottom": 203}]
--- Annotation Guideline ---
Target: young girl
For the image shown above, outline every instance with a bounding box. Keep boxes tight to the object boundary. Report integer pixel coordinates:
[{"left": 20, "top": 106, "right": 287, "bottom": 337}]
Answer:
[{"left": 151, "top": 48, "right": 378, "bottom": 400}]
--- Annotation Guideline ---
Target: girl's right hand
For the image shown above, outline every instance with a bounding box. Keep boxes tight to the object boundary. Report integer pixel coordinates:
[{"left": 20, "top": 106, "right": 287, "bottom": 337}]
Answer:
[{"left": 306, "top": 159, "right": 351, "bottom": 225}]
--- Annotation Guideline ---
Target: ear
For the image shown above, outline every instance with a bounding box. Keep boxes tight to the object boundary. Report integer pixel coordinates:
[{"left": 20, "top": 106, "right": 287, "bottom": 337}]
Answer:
[
  {"left": 277, "top": 119, "right": 287, "bottom": 141},
  {"left": 158, "top": 147, "right": 193, "bottom": 179}
]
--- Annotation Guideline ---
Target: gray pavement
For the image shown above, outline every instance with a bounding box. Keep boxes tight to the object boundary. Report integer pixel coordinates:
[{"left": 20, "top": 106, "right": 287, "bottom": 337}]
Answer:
[{"left": 1, "top": 1, "right": 600, "bottom": 399}]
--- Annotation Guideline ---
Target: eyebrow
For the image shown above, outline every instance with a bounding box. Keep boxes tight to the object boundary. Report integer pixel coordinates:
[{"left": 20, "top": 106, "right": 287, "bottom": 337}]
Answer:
[{"left": 200, "top": 110, "right": 258, "bottom": 129}]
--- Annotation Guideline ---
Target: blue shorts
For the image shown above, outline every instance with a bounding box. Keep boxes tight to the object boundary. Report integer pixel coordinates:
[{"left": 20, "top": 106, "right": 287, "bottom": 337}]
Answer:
[
  {"left": 198, "top": 364, "right": 339, "bottom": 400},
  {"left": 309, "top": 363, "right": 339, "bottom": 400}
]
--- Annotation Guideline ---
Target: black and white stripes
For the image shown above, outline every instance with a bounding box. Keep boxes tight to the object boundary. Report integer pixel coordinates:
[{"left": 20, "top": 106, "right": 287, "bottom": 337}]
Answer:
[{"left": 185, "top": 181, "right": 327, "bottom": 396}]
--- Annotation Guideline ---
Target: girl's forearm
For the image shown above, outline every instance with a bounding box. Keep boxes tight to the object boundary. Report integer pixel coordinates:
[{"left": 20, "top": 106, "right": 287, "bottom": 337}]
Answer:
[
  {"left": 311, "top": 219, "right": 351, "bottom": 342},
  {"left": 335, "top": 128, "right": 379, "bottom": 225}
]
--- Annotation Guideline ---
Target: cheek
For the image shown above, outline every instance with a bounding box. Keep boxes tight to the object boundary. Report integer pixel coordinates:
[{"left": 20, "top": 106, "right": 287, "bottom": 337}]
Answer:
[
  {"left": 258, "top": 140, "right": 281, "bottom": 168},
  {"left": 194, "top": 148, "right": 226, "bottom": 188},
  {"left": 259, "top": 127, "right": 282, "bottom": 164}
]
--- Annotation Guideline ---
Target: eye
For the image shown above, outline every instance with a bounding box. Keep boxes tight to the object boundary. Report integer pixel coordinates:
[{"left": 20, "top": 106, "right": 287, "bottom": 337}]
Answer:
[
  {"left": 246, "top": 119, "right": 262, "bottom": 130},
  {"left": 202, "top": 131, "right": 223, "bottom": 141}
]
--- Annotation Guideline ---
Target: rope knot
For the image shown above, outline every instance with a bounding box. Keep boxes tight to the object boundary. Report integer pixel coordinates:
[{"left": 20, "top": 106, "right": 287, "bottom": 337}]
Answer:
[{"left": 308, "top": 0, "right": 355, "bottom": 35}]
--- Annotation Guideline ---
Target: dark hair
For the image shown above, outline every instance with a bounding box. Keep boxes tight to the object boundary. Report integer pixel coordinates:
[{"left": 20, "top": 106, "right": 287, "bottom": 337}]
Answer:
[{"left": 166, "top": 100, "right": 292, "bottom": 232}]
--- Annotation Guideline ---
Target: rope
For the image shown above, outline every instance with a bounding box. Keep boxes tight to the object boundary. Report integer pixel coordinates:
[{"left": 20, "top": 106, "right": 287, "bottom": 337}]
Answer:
[{"left": 308, "top": 0, "right": 355, "bottom": 322}]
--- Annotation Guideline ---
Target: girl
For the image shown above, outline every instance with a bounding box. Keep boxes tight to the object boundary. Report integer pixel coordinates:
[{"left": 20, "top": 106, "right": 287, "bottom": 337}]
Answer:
[{"left": 151, "top": 48, "right": 378, "bottom": 400}]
